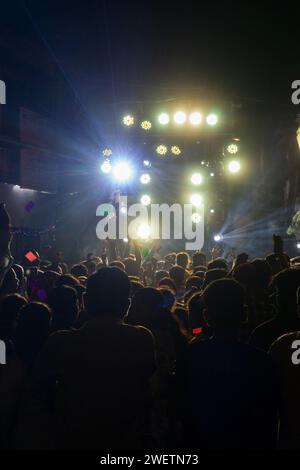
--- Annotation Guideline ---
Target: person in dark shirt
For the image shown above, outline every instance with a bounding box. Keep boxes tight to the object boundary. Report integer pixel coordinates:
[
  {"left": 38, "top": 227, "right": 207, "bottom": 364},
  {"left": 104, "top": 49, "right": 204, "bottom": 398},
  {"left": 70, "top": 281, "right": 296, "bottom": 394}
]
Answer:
[
  {"left": 16, "top": 267, "right": 156, "bottom": 450},
  {"left": 180, "top": 278, "right": 279, "bottom": 449}
]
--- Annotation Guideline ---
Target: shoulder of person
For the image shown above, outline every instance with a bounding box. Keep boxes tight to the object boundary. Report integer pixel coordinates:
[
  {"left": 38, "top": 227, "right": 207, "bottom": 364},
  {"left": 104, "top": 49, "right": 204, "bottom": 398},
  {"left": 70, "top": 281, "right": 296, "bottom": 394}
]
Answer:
[{"left": 269, "top": 331, "right": 299, "bottom": 356}]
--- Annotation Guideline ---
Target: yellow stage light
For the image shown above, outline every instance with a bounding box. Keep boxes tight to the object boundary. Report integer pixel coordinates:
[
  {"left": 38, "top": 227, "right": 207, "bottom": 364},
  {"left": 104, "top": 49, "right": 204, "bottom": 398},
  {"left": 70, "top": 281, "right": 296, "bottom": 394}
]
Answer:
[
  {"left": 122, "top": 115, "right": 135, "bottom": 126},
  {"left": 141, "top": 120, "right": 152, "bottom": 130},
  {"left": 171, "top": 145, "right": 181, "bottom": 155},
  {"left": 227, "top": 143, "right": 239, "bottom": 154},
  {"left": 156, "top": 145, "right": 168, "bottom": 155},
  {"left": 102, "top": 148, "right": 112, "bottom": 157}
]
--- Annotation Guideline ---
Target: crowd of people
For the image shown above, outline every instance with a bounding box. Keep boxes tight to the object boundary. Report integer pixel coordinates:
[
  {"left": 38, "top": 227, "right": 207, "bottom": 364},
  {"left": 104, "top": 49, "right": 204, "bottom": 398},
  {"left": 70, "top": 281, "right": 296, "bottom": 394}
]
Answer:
[{"left": 0, "top": 205, "right": 300, "bottom": 449}]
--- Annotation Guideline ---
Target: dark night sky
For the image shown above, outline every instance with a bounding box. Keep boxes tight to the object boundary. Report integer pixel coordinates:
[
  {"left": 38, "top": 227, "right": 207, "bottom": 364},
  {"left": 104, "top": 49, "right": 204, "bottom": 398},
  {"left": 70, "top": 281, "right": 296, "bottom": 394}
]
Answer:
[{"left": 2, "top": 0, "right": 299, "bottom": 109}]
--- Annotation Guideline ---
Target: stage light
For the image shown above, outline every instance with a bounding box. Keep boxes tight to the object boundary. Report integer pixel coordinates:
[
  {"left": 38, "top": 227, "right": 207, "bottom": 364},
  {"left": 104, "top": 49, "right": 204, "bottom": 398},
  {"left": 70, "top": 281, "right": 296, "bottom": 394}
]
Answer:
[
  {"left": 201, "top": 161, "right": 205, "bottom": 165},
  {"left": 140, "top": 173, "right": 151, "bottom": 184},
  {"left": 297, "top": 242, "right": 300, "bottom": 250},
  {"left": 141, "top": 120, "right": 152, "bottom": 130},
  {"left": 158, "top": 113, "right": 170, "bottom": 125},
  {"left": 189, "top": 112, "right": 202, "bottom": 125},
  {"left": 210, "top": 172, "right": 215, "bottom": 177},
  {"left": 174, "top": 111, "right": 187, "bottom": 124},
  {"left": 123, "top": 238, "right": 129, "bottom": 243},
  {"left": 112, "top": 161, "right": 132, "bottom": 181},
  {"left": 122, "top": 115, "right": 134, "bottom": 126},
  {"left": 156, "top": 145, "right": 168, "bottom": 155},
  {"left": 140, "top": 194, "right": 151, "bottom": 206},
  {"left": 190, "top": 194, "right": 203, "bottom": 207},
  {"left": 227, "top": 143, "right": 239, "bottom": 154},
  {"left": 210, "top": 208, "right": 215, "bottom": 214},
  {"left": 191, "top": 173, "right": 203, "bottom": 185},
  {"left": 228, "top": 160, "right": 241, "bottom": 173},
  {"left": 206, "top": 113, "right": 218, "bottom": 126},
  {"left": 143, "top": 160, "right": 151, "bottom": 167},
  {"left": 214, "top": 234, "right": 223, "bottom": 242},
  {"left": 191, "top": 213, "right": 201, "bottom": 223},
  {"left": 101, "top": 160, "right": 112, "bottom": 174},
  {"left": 102, "top": 148, "right": 112, "bottom": 157},
  {"left": 171, "top": 145, "right": 181, "bottom": 155},
  {"left": 13, "top": 185, "right": 21, "bottom": 190},
  {"left": 137, "top": 223, "right": 151, "bottom": 240}
]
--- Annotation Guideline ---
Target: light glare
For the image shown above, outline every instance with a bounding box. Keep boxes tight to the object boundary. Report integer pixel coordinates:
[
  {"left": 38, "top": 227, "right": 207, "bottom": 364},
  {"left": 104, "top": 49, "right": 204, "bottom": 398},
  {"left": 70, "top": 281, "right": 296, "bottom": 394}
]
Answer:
[
  {"left": 191, "top": 173, "right": 203, "bottom": 185},
  {"left": 228, "top": 160, "right": 241, "bottom": 173},
  {"left": 112, "top": 161, "right": 132, "bottom": 181}
]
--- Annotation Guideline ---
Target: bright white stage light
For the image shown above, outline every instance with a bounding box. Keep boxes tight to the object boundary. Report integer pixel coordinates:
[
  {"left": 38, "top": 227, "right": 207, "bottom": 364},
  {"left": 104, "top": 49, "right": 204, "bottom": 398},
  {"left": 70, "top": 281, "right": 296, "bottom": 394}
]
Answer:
[
  {"left": 206, "top": 113, "right": 218, "bottom": 126},
  {"left": 101, "top": 160, "right": 112, "bottom": 174},
  {"left": 140, "top": 194, "right": 151, "bottom": 206},
  {"left": 174, "top": 111, "right": 187, "bottom": 124},
  {"left": 191, "top": 173, "right": 203, "bottom": 185},
  {"left": 189, "top": 112, "right": 202, "bottom": 125},
  {"left": 210, "top": 208, "right": 215, "bottom": 214},
  {"left": 214, "top": 234, "right": 223, "bottom": 242},
  {"left": 210, "top": 172, "right": 215, "bottom": 177},
  {"left": 112, "top": 161, "right": 132, "bottom": 181},
  {"left": 191, "top": 213, "right": 201, "bottom": 223},
  {"left": 158, "top": 113, "right": 170, "bottom": 125},
  {"left": 137, "top": 223, "right": 151, "bottom": 239},
  {"left": 140, "top": 173, "right": 151, "bottom": 184},
  {"left": 297, "top": 242, "right": 300, "bottom": 250},
  {"left": 228, "top": 160, "right": 241, "bottom": 174},
  {"left": 143, "top": 160, "right": 151, "bottom": 167},
  {"left": 190, "top": 194, "right": 203, "bottom": 207}
]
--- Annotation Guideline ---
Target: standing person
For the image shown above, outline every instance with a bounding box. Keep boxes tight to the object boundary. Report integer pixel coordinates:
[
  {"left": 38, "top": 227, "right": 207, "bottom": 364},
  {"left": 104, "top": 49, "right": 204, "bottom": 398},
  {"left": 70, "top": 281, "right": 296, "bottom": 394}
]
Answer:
[
  {"left": 16, "top": 267, "right": 155, "bottom": 450},
  {"left": 180, "top": 279, "right": 279, "bottom": 449}
]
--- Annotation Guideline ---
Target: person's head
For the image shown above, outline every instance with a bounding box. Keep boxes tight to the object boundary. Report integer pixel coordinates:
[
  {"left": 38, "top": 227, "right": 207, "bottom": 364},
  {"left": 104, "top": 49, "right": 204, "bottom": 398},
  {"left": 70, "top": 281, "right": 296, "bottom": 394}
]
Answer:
[
  {"left": 85, "top": 267, "right": 130, "bottom": 319},
  {"left": 83, "top": 260, "right": 97, "bottom": 276},
  {"left": 126, "top": 287, "right": 167, "bottom": 331},
  {"left": 0, "top": 294, "right": 27, "bottom": 340},
  {"left": 159, "top": 287, "right": 176, "bottom": 311},
  {"left": 169, "top": 265, "right": 186, "bottom": 289},
  {"left": 109, "top": 260, "right": 125, "bottom": 271},
  {"left": 158, "top": 277, "right": 177, "bottom": 295},
  {"left": 207, "top": 258, "right": 228, "bottom": 271},
  {"left": 232, "top": 263, "right": 257, "bottom": 298},
  {"left": 123, "top": 258, "right": 139, "bottom": 277},
  {"left": 70, "top": 263, "right": 88, "bottom": 278},
  {"left": 0, "top": 268, "right": 19, "bottom": 296},
  {"left": 176, "top": 252, "right": 190, "bottom": 270},
  {"left": 203, "top": 279, "right": 246, "bottom": 334},
  {"left": 251, "top": 258, "right": 272, "bottom": 293},
  {"left": 15, "top": 302, "right": 51, "bottom": 368},
  {"left": 48, "top": 285, "right": 78, "bottom": 331},
  {"left": 203, "top": 268, "right": 228, "bottom": 288},
  {"left": 130, "top": 280, "right": 144, "bottom": 298},
  {"left": 185, "top": 275, "right": 203, "bottom": 291},
  {"left": 272, "top": 268, "right": 300, "bottom": 314},
  {"left": 56, "top": 273, "right": 80, "bottom": 288},
  {"left": 154, "top": 270, "right": 169, "bottom": 286},
  {"left": 192, "top": 251, "right": 207, "bottom": 268}
]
